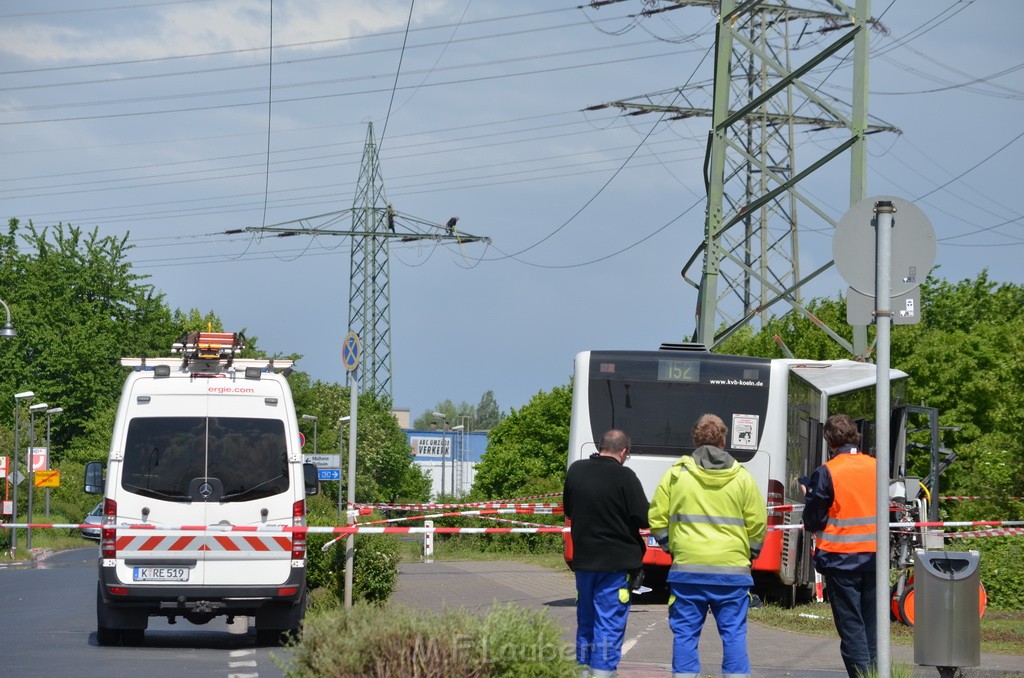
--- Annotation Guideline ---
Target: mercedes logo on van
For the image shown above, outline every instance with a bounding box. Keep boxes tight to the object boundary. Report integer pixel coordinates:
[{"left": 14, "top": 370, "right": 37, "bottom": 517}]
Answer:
[{"left": 199, "top": 482, "right": 214, "bottom": 499}]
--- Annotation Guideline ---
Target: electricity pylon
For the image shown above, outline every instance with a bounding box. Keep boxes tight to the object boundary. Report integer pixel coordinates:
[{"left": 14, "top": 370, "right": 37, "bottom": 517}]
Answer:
[
  {"left": 241, "top": 122, "right": 489, "bottom": 400},
  {"left": 590, "top": 0, "right": 897, "bottom": 356}
]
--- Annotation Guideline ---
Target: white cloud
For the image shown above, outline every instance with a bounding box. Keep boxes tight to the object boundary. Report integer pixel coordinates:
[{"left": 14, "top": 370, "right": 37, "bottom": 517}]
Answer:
[{"left": 0, "top": 0, "right": 450, "bottom": 64}]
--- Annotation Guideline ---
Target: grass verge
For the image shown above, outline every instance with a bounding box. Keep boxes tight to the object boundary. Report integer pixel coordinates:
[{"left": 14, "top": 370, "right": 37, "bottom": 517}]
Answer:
[{"left": 749, "top": 602, "right": 1024, "bottom": 655}]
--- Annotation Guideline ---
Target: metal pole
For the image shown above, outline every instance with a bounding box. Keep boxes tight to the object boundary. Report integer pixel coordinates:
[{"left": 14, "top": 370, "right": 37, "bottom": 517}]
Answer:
[
  {"left": 45, "top": 413, "right": 51, "bottom": 518},
  {"left": 11, "top": 400, "right": 21, "bottom": 553},
  {"left": 342, "top": 417, "right": 350, "bottom": 522},
  {"left": 344, "top": 368, "right": 358, "bottom": 611},
  {"left": 27, "top": 409, "right": 36, "bottom": 551},
  {"left": 10, "top": 392, "right": 34, "bottom": 553},
  {"left": 874, "top": 200, "right": 894, "bottom": 678}
]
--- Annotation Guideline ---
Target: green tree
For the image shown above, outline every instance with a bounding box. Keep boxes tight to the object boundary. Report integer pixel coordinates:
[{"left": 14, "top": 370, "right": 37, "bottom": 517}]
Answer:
[
  {"left": 288, "top": 373, "right": 430, "bottom": 505},
  {"left": 412, "top": 399, "right": 474, "bottom": 430},
  {"left": 717, "top": 271, "right": 1024, "bottom": 509},
  {"left": 0, "top": 220, "right": 178, "bottom": 456},
  {"left": 474, "top": 389, "right": 503, "bottom": 430},
  {"left": 471, "top": 385, "right": 572, "bottom": 500}
]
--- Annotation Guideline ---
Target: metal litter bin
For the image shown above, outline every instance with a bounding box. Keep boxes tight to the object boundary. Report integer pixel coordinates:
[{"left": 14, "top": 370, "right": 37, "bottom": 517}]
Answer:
[{"left": 913, "top": 549, "right": 981, "bottom": 670}]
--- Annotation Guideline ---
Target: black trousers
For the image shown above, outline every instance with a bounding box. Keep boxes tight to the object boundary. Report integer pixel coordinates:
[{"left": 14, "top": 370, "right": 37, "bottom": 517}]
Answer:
[{"left": 824, "top": 569, "right": 878, "bottom": 678}]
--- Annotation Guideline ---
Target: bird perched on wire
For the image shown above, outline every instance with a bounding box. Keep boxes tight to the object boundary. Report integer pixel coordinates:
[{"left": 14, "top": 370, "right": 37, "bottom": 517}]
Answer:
[{"left": 445, "top": 216, "right": 459, "bottom": 235}]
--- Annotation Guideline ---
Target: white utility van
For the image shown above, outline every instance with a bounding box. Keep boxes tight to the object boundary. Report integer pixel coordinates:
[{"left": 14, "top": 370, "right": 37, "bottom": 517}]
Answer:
[{"left": 84, "top": 332, "right": 319, "bottom": 646}]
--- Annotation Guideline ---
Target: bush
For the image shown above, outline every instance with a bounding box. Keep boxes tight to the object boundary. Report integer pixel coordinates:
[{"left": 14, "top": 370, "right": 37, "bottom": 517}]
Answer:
[
  {"left": 303, "top": 494, "right": 402, "bottom": 606},
  {"left": 336, "top": 532, "right": 401, "bottom": 605},
  {"left": 283, "top": 602, "right": 575, "bottom": 677},
  {"left": 952, "top": 537, "right": 1024, "bottom": 611}
]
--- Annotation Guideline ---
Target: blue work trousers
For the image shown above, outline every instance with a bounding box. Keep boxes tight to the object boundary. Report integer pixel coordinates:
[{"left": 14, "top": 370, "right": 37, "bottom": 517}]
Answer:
[
  {"left": 667, "top": 581, "right": 751, "bottom": 678},
  {"left": 575, "top": 570, "right": 631, "bottom": 673},
  {"left": 824, "top": 569, "right": 877, "bottom": 678}
]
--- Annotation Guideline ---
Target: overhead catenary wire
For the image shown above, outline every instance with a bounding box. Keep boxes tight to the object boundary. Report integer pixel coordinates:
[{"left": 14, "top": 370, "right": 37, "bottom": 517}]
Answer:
[{"left": 0, "top": 0, "right": 1020, "bottom": 274}]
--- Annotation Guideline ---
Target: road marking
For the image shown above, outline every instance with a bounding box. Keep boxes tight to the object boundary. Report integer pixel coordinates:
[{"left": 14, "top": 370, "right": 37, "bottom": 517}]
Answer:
[
  {"left": 622, "top": 617, "right": 663, "bottom": 656},
  {"left": 229, "top": 647, "right": 258, "bottom": 676}
]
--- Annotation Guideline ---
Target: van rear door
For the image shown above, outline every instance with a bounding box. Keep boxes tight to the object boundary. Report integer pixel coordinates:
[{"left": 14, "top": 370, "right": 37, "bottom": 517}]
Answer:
[
  {"left": 113, "top": 389, "right": 211, "bottom": 587},
  {"left": 201, "top": 384, "right": 295, "bottom": 587}
]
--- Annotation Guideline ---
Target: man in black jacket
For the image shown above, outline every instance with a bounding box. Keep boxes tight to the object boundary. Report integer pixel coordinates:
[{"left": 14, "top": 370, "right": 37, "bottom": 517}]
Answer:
[{"left": 563, "top": 429, "right": 649, "bottom": 678}]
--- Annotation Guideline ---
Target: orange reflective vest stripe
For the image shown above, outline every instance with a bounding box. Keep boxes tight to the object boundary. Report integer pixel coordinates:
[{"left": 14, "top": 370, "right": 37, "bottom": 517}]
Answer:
[{"left": 815, "top": 451, "right": 877, "bottom": 554}]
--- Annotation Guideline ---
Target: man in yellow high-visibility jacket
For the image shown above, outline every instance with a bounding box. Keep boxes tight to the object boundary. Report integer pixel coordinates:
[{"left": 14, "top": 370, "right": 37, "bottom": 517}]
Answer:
[{"left": 648, "top": 414, "right": 767, "bottom": 678}]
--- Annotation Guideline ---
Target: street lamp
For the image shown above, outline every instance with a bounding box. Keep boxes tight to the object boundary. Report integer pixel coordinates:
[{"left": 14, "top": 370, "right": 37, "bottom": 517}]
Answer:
[
  {"left": 10, "top": 391, "right": 34, "bottom": 554},
  {"left": 451, "top": 425, "right": 464, "bottom": 495},
  {"left": 44, "top": 407, "right": 62, "bottom": 517},
  {"left": 27, "top": 403, "right": 48, "bottom": 551},
  {"left": 300, "top": 414, "right": 318, "bottom": 455},
  {"left": 432, "top": 412, "right": 449, "bottom": 499},
  {"left": 0, "top": 298, "right": 15, "bottom": 338}
]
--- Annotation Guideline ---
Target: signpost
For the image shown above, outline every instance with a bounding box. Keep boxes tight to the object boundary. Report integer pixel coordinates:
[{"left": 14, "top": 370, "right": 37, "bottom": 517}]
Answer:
[
  {"left": 342, "top": 332, "right": 360, "bottom": 611},
  {"left": 317, "top": 469, "right": 341, "bottom": 481},
  {"left": 34, "top": 470, "right": 60, "bottom": 488},
  {"left": 303, "top": 454, "right": 341, "bottom": 468},
  {"left": 833, "top": 196, "right": 935, "bottom": 678}
]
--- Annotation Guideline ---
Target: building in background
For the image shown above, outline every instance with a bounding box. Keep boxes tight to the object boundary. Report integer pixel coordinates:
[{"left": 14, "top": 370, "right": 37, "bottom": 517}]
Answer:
[{"left": 405, "top": 429, "right": 488, "bottom": 499}]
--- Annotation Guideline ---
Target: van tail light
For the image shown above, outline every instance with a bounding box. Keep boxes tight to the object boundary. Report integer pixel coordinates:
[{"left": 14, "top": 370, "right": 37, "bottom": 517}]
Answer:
[
  {"left": 291, "top": 499, "right": 306, "bottom": 560},
  {"left": 766, "top": 479, "right": 784, "bottom": 527},
  {"left": 101, "top": 497, "right": 118, "bottom": 559}
]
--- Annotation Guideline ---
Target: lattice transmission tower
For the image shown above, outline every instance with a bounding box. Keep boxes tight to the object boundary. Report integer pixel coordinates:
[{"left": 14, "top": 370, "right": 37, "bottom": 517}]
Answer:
[
  {"left": 242, "top": 123, "right": 489, "bottom": 400},
  {"left": 591, "top": 0, "right": 896, "bottom": 356},
  {"left": 349, "top": 122, "right": 393, "bottom": 399}
]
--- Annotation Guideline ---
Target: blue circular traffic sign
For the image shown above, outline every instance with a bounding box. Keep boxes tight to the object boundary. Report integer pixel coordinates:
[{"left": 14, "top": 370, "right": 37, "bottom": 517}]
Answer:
[{"left": 342, "top": 332, "right": 361, "bottom": 372}]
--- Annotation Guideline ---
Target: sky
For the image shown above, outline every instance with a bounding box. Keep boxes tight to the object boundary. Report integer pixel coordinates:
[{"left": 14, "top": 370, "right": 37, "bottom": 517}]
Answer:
[{"left": 1, "top": 0, "right": 1022, "bottom": 423}]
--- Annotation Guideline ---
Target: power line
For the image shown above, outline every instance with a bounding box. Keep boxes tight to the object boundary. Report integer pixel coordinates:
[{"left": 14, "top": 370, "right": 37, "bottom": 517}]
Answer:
[{"left": 379, "top": 0, "right": 417, "bottom": 149}]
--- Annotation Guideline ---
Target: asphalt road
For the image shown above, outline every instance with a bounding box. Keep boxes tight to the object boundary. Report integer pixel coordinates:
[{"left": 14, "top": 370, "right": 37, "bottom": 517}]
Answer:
[
  {"left": 391, "top": 559, "right": 1024, "bottom": 678},
  {"left": 2, "top": 549, "right": 1021, "bottom": 678},
  {"left": 0, "top": 548, "right": 288, "bottom": 678}
]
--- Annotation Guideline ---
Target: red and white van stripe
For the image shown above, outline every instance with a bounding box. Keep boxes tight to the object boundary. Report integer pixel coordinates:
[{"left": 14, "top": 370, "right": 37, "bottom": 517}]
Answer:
[{"left": 115, "top": 533, "right": 292, "bottom": 552}]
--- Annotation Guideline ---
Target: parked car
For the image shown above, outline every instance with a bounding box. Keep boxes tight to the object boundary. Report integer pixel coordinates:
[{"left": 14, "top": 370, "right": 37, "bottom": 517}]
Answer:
[{"left": 81, "top": 501, "right": 103, "bottom": 540}]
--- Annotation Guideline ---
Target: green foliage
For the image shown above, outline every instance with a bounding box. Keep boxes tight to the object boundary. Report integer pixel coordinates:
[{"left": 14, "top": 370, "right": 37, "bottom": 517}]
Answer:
[
  {"left": 354, "top": 392, "right": 425, "bottom": 503},
  {"left": 412, "top": 391, "right": 505, "bottom": 431},
  {"left": 471, "top": 385, "right": 572, "bottom": 500},
  {"left": 721, "top": 271, "right": 1024, "bottom": 509},
  {"left": 304, "top": 494, "right": 343, "bottom": 592},
  {"left": 285, "top": 602, "right": 575, "bottom": 678},
  {"left": 304, "top": 494, "right": 401, "bottom": 605},
  {"left": 717, "top": 296, "right": 854, "bottom": 361},
  {"left": 413, "top": 398, "right": 474, "bottom": 431},
  {"left": 0, "top": 220, "right": 178, "bottom": 456},
  {"left": 288, "top": 376, "right": 430, "bottom": 506},
  {"left": 475, "top": 390, "right": 504, "bottom": 430},
  {"left": 950, "top": 537, "right": 1024, "bottom": 611},
  {"left": 336, "top": 532, "right": 401, "bottom": 605}
]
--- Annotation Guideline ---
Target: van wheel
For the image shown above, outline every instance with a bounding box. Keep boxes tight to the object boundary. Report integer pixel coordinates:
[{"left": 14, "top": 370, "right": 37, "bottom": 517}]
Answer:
[
  {"left": 256, "top": 629, "right": 285, "bottom": 646},
  {"left": 96, "top": 627, "right": 121, "bottom": 646},
  {"left": 122, "top": 629, "right": 145, "bottom": 646}
]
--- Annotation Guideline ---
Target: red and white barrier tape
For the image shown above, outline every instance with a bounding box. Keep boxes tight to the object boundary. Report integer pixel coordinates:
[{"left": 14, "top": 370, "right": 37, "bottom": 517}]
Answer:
[
  {"left": 945, "top": 527, "right": 1024, "bottom": 539},
  {"left": 360, "top": 506, "right": 561, "bottom": 527},
  {"left": 475, "top": 514, "right": 558, "bottom": 529},
  {"left": 354, "top": 501, "right": 561, "bottom": 511},
  {"left": 5, "top": 518, "right": 1024, "bottom": 535},
  {"left": 939, "top": 496, "right": 1024, "bottom": 501},
  {"left": 769, "top": 504, "right": 802, "bottom": 514}
]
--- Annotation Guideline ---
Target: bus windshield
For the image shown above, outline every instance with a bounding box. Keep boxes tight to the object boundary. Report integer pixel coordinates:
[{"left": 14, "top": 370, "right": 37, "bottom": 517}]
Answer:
[{"left": 586, "top": 351, "right": 772, "bottom": 460}]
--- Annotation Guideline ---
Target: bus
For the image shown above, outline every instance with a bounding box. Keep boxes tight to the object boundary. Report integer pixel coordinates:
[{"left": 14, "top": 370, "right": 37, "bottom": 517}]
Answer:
[{"left": 563, "top": 343, "right": 914, "bottom": 604}]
